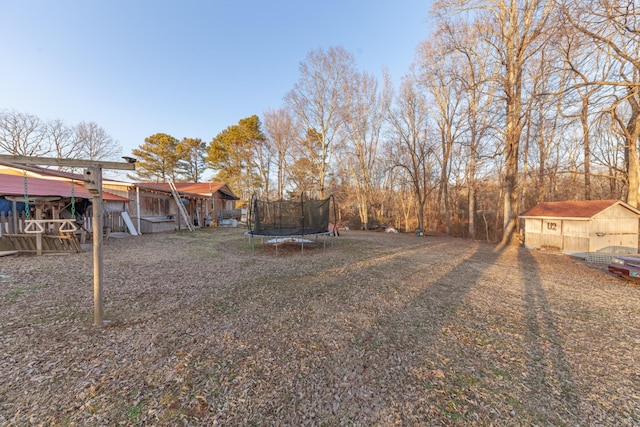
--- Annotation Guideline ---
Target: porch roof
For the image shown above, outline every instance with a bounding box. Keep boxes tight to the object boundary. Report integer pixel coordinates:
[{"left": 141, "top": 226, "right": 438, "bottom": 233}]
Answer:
[
  {"left": 0, "top": 173, "right": 128, "bottom": 201},
  {"left": 135, "top": 182, "right": 239, "bottom": 200}
]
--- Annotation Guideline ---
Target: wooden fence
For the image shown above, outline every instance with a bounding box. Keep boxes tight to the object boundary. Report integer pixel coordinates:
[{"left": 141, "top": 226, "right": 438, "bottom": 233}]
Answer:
[{"left": 0, "top": 211, "right": 128, "bottom": 237}]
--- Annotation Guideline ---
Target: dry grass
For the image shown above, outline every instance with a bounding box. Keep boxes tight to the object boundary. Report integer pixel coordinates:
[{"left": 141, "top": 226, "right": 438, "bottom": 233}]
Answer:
[{"left": 1, "top": 228, "right": 639, "bottom": 426}]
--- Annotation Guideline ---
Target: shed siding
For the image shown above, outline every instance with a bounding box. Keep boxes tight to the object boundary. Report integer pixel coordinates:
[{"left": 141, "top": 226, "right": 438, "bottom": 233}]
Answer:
[
  {"left": 521, "top": 201, "right": 640, "bottom": 254},
  {"left": 540, "top": 219, "right": 562, "bottom": 249},
  {"left": 562, "top": 219, "right": 589, "bottom": 252},
  {"left": 523, "top": 219, "right": 542, "bottom": 248},
  {"left": 590, "top": 214, "right": 638, "bottom": 254},
  {"left": 594, "top": 204, "right": 637, "bottom": 220},
  {"left": 591, "top": 217, "right": 637, "bottom": 235}
]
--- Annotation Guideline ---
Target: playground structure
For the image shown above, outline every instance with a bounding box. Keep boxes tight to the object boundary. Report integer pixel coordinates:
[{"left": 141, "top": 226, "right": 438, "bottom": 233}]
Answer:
[
  {"left": 245, "top": 194, "right": 337, "bottom": 255},
  {"left": 0, "top": 154, "right": 135, "bottom": 326}
]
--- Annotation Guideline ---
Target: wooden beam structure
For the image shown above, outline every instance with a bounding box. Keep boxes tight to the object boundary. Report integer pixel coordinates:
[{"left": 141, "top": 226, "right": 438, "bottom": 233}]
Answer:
[
  {"left": 0, "top": 154, "right": 135, "bottom": 170},
  {"left": 2, "top": 155, "right": 136, "bottom": 326}
]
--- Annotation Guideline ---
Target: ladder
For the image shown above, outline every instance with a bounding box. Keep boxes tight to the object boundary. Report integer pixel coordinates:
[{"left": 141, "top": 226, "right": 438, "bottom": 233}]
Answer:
[{"left": 169, "top": 180, "right": 194, "bottom": 231}]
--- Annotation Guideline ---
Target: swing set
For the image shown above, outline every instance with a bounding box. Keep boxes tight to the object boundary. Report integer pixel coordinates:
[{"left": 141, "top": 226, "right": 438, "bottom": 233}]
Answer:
[
  {"left": 22, "top": 169, "right": 79, "bottom": 244},
  {"left": 1, "top": 154, "right": 135, "bottom": 326}
]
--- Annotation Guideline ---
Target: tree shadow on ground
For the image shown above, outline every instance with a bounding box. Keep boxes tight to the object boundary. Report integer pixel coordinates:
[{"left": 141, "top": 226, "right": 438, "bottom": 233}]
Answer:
[{"left": 518, "top": 248, "right": 579, "bottom": 422}]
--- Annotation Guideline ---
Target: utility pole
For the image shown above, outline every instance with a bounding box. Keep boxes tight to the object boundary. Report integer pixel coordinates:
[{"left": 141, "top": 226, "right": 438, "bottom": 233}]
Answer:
[{"left": 0, "top": 155, "right": 135, "bottom": 326}]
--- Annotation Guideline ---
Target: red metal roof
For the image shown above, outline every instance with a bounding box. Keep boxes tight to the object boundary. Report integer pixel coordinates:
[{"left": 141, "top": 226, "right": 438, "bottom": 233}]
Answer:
[
  {"left": 519, "top": 200, "right": 637, "bottom": 218},
  {"left": 0, "top": 173, "right": 128, "bottom": 201},
  {"left": 135, "top": 182, "right": 238, "bottom": 199}
]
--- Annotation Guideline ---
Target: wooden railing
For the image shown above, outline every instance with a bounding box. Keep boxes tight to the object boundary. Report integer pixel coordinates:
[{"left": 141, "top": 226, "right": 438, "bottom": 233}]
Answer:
[{"left": 0, "top": 211, "right": 127, "bottom": 237}]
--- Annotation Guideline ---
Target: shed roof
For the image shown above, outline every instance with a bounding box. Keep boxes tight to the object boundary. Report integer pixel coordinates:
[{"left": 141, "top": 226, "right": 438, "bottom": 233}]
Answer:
[
  {"left": 0, "top": 173, "right": 128, "bottom": 201},
  {"left": 519, "top": 199, "right": 640, "bottom": 219}
]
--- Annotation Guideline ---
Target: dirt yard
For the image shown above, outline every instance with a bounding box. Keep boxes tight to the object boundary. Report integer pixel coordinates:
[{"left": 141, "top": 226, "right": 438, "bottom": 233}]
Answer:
[{"left": 1, "top": 228, "right": 638, "bottom": 425}]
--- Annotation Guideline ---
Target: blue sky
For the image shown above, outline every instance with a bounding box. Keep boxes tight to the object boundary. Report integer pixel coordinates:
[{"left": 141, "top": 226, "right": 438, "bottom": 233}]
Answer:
[{"left": 0, "top": 0, "right": 434, "bottom": 160}]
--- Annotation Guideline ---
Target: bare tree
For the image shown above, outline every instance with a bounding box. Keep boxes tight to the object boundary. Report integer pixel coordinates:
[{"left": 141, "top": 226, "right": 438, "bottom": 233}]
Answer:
[
  {"left": 46, "top": 118, "right": 79, "bottom": 161},
  {"left": 434, "top": 0, "right": 556, "bottom": 243},
  {"left": 253, "top": 137, "right": 272, "bottom": 199},
  {"left": 558, "top": 26, "right": 615, "bottom": 201},
  {"left": 417, "top": 33, "right": 467, "bottom": 235},
  {"left": 447, "top": 21, "right": 500, "bottom": 239},
  {"left": 0, "top": 109, "right": 47, "bottom": 156},
  {"left": 563, "top": 0, "right": 640, "bottom": 206},
  {"left": 520, "top": 40, "right": 570, "bottom": 206},
  {"left": 341, "top": 70, "right": 390, "bottom": 229},
  {"left": 285, "top": 46, "right": 355, "bottom": 198},
  {"left": 386, "top": 73, "right": 438, "bottom": 231},
  {"left": 286, "top": 129, "right": 323, "bottom": 197},
  {"left": 591, "top": 114, "right": 627, "bottom": 199},
  {"left": 263, "top": 108, "right": 297, "bottom": 199},
  {"left": 74, "top": 121, "right": 121, "bottom": 161}
]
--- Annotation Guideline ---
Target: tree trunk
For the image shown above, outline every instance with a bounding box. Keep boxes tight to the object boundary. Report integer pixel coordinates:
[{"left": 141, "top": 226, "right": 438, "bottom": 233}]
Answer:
[
  {"left": 581, "top": 102, "right": 592, "bottom": 200},
  {"left": 467, "top": 151, "right": 476, "bottom": 239}
]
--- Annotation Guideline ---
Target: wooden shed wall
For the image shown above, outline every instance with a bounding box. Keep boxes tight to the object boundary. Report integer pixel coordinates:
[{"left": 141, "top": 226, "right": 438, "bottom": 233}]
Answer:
[
  {"left": 523, "top": 218, "right": 564, "bottom": 250},
  {"left": 590, "top": 206, "right": 638, "bottom": 253},
  {"left": 522, "top": 203, "right": 640, "bottom": 253},
  {"left": 561, "top": 220, "right": 590, "bottom": 253},
  {"left": 523, "top": 218, "right": 542, "bottom": 248}
]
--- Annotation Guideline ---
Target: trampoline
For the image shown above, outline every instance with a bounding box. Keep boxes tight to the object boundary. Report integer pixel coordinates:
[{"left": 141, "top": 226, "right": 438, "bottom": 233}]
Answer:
[{"left": 245, "top": 194, "right": 337, "bottom": 255}]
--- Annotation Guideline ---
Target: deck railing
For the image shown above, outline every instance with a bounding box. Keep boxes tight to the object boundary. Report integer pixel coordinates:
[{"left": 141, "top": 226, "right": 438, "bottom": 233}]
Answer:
[{"left": 0, "top": 211, "right": 127, "bottom": 237}]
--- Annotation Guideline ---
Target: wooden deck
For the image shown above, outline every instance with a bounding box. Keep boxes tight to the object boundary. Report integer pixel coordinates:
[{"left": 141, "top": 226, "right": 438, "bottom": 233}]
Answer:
[{"left": 1, "top": 233, "right": 82, "bottom": 254}]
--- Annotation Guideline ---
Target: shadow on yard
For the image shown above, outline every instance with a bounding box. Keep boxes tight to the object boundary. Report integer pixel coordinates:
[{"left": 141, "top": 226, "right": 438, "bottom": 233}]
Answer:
[
  {"left": 518, "top": 249, "right": 579, "bottom": 421},
  {"left": 352, "top": 240, "right": 511, "bottom": 424}
]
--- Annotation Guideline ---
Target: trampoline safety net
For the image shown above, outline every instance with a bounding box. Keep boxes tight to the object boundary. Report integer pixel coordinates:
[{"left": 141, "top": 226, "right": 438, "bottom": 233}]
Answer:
[{"left": 250, "top": 196, "right": 332, "bottom": 236}]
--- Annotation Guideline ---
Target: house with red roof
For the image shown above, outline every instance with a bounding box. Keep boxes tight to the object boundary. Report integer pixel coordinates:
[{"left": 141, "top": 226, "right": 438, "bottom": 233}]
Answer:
[
  {"left": 129, "top": 182, "right": 239, "bottom": 233},
  {"left": 519, "top": 200, "right": 640, "bottom": 254},
  {"left": 1, "top": 161, "right": 239, "bottom": 235}
]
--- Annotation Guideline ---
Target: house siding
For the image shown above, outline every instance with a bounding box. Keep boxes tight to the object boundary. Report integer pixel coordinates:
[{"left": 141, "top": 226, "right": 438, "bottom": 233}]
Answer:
[{"left": 126, "top": 183, "right": 238, "bottom": 233}]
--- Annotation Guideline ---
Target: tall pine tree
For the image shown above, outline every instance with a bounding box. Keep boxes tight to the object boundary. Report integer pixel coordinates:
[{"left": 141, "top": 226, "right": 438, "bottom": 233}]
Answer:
[{"left": 130, "top": 133, "right": 180, "bottom": 182}]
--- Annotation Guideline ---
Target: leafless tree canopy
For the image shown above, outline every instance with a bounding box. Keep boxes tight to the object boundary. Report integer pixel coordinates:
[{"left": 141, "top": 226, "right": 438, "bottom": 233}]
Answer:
[
  {"left": 0, "top": 110, "right": 122, "bottom": 165},
  {"left": 7, "top": 0, "right": 640, "bottom": 240},
  {"left": 257, "top": 0, "right": 640, "bottom": 241}
]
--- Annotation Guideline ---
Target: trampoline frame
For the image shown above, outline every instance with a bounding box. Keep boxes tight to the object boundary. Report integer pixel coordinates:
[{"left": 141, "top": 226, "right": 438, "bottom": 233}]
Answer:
[{"left": 244, "top": 193, "right": 337, "bottom": 255}]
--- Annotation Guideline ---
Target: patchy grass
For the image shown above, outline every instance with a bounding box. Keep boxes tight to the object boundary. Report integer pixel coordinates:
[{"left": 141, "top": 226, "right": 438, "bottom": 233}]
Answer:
[
  {"left": 7, "top": 283, "right": 41, "bottom": 299},
  {"left": 1, "top": 227, "right": 639, "bottom": 425}
]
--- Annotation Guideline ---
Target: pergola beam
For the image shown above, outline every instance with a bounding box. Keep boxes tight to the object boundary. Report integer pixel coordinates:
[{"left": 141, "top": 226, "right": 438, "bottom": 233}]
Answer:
[
  {"left": 2, "top": 155, "right": 136, "bottom": 326},
  {"left": 0, "top": 155, "right": 135, "bottom": 170}
]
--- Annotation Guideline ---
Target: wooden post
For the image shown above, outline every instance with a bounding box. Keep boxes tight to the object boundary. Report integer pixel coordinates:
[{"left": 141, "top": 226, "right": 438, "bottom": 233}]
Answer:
[
  {"left": 0, "top": 155, "right": 135, "bottom": 326},
  {"left": 12, "top": 200, "right": 18, "bottom": 233},
  {"left": 35, "top": 232, "right": 43, "bottom": 256},
  {"left": 86, "top": 166, "right": 104, "bottom": 326}
]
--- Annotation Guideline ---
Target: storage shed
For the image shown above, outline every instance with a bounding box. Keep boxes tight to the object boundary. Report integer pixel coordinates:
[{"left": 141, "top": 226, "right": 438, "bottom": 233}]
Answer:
[{"left": 519, "top": 200, "right": 640, "bottom": 254}]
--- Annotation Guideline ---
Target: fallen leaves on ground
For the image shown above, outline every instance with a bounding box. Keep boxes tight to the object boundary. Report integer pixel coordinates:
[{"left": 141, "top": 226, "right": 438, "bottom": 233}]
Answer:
[{"left": 1, "top": 228, "right": 639, "bottom": 425}]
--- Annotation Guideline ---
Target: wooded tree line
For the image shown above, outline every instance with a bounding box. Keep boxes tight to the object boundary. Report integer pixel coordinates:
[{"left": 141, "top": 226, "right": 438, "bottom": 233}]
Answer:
[
  {"left": 4, "top": 1, "right": 638, "bottom": 243},
  {"left": 192, "top": 0, "right": 637, "bottom": 243}
]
